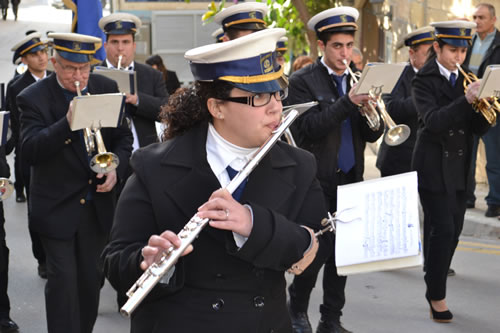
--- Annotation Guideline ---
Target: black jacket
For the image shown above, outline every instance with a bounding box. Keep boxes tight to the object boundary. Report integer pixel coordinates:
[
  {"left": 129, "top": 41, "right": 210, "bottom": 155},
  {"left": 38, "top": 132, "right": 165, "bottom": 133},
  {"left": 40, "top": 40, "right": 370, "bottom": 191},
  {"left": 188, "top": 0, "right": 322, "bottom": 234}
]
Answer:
[
  {"left": 165, "top": 69, "right": 181, "bottom": 95},
  {"left": 103, "top": 122, "right": 329, "bottom": 333},
  {"left": 101, "top": 61, "right": 168, "bottom": 148},
  {"left": 411, "top": 59, "right": 490, "bottom": 194},
  {"left": 286, "top": 58, "right": 384, "bottom": 202},
  {"left": 464, "top": 29, "right": 500, "bottom": 78},
  {"left": 17, "top": 73, "right": 133, "bottom": 239},
  {"left": 376, "top": 64, "right": 418, "bottom": 176}
]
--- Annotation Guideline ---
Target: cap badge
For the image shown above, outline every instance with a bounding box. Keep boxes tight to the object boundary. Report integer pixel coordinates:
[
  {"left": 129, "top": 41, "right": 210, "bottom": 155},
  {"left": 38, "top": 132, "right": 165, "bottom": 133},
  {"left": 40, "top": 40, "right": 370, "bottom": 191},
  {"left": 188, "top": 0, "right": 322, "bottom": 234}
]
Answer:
[
  {"left": 460, "top": 28, "right": 466, "bottom": 36},
  {"left": 340, "top": 15, "right": 347, "bottom": 23},
  {"left": 260, "top": 53, "right": 273, "bottom": 74},
  {"left": 249, "top": 11, "right": 257, "bottom": 19},
  {"left": 73, "top": 42, "right": 81, "bottom": 51}
]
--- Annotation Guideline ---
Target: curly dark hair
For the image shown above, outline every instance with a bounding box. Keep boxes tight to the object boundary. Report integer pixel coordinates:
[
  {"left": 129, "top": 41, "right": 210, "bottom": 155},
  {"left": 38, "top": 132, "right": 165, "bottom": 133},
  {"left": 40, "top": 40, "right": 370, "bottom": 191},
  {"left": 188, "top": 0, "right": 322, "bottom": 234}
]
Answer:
[{"left": 159, "top": 80, "right": 234, "bottom": 140}]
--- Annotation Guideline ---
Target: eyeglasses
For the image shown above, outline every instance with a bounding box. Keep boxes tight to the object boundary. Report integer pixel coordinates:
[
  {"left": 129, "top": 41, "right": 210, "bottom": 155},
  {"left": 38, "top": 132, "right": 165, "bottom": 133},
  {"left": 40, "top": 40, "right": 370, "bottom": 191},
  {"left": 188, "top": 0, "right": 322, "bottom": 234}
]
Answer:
[
  {"left": 56, "top": 58, "right": 91, "bottom": 75},
  {"left": 220, "top": 89, "right": 288, "bottom": 107}
]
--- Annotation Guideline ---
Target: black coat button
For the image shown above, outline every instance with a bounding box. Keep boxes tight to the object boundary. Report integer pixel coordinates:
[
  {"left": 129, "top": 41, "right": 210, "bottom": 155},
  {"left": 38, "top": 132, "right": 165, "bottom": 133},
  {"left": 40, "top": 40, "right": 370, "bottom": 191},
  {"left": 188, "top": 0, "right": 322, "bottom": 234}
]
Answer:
[
  {"left": 458, "top": 149, "right": 464, "bottom": 156},
  {"left": 212, "top": 298, "right": 224, "bottom": 311},
  {"left": 444, "top": 151, "right": 449, "bottom": 158},
  {"left": 253, "top": 296, "right": 265, "bottom": 308},
  {"left": 458, "top": 129, "right": 465, "bottom": 135},
  {"left": 449, "top": 130, "right": 454, "bottom": 136}
]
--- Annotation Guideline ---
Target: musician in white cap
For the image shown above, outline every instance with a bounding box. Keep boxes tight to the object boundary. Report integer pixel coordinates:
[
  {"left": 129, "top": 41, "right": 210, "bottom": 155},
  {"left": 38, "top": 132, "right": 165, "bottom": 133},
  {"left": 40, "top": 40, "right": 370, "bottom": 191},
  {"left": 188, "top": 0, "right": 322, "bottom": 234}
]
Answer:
[
  {"left": 6, "top": 32, "right": 51, "bottom": 282},
  {"left": 17, "top": 32, "right": 133, "bottom": 333},
  {"left": 103, "top": 28, "right": 330, "bottom": 333},
  {"left": 212, "top": 27, "right": 224, "bottom": 43},
  {"left": 285, "top": 7, "right": 384, "bottom": 333},
  {"left": 376, "top": 26, "right": 434, "bottom": 177},
  {"left": 412, "top": 20, "right": 490, "bottom": 323},
  {"left": 99, "top": 13, "right": 168, "bottom": 151},
  {"left": 276, "top": 36, "right": 288, "bottom": 68},
  {"left": 214, "top": 2, "right": 268, "bottom": 41}
]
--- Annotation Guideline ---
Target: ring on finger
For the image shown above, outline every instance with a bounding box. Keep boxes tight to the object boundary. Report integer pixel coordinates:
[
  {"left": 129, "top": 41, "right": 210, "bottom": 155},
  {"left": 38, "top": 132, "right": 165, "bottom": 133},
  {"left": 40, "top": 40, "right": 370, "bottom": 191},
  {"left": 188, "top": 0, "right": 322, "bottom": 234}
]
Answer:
[{"left": 225, "top": 209, "right": 230, "bottom": 220}]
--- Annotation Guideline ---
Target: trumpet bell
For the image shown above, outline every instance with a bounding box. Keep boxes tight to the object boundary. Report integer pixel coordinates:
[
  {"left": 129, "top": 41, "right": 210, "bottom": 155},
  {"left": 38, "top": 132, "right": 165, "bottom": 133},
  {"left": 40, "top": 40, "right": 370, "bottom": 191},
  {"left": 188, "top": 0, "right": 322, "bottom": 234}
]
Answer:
[
  {"left": 90, "top": 153, "right": 120, "bottom": 174},
  {"left": 0, "top": 178, "right": 14, "bottom": 201},
  {"left": 384, "top": 124, "right": 411, "bottom": 146}
]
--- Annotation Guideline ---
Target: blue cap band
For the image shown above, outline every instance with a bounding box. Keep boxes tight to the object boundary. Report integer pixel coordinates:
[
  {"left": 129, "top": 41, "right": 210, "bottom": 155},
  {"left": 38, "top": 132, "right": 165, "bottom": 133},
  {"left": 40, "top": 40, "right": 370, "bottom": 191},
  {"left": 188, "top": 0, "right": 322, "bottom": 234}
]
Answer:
[
  {"left": 57, "top": 50, "right": 92, "bottom": 63},
  {"left": 104, "top": 21, "right": 137, "bottom": 35},
  {"left": 314, "top": 14, "right": 356, "bottom": 34},
  {"left": 222, "top": 11, "right": 266, "bottom": 29},
  {"left": 405, "top": 32, "right": 434, "bottom": 46}
]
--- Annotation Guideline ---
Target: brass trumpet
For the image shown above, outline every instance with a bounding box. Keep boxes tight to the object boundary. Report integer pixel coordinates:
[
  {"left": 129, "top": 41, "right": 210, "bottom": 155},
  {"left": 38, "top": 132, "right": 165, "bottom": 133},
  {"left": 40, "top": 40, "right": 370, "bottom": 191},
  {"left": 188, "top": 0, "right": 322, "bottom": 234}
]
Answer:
[
  {"left": 74, "top": 81, "right": 120, "bottom": 174},
  {"left": 456, "top": 63, "right": 498, "bottom": 126},
  {"left": 343, "top": 60, "right": 411, "bottom": 146},
  {"left": 0, "top": 178, "right": 14, "bottom": 201}
]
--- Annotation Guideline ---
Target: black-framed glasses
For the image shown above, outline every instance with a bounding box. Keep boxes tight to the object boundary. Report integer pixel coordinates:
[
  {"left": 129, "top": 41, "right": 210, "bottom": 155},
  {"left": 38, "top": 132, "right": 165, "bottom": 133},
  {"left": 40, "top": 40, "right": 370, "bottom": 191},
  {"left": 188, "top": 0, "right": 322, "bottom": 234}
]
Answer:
[{"left": 220, "top": 89, "right": 288, "bottom": 107}]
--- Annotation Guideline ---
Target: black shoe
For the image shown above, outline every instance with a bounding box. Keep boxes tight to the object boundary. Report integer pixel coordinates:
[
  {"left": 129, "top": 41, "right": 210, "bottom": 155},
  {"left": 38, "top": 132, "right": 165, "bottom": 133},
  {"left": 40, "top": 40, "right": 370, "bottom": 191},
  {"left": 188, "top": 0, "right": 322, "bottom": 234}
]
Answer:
[
  {"left": 37, "top": 263, "right": 47, "bottom": 279},
  {"left": 485, "top": 205, "right": 500, "bottom": 217},
  {"left": 0, "top": 317, "right": 19, "bottom": 333},
  {"left": 316, "top": 319, "right": 352, "bottom": 333},
  {"left": 425, "top": 292, "right": 453, "bottom": 323},
  {"left": 447, "top": 268, "right": 456, "bottom": 277},
  {"left": 15, "top": 193, "right": 26, "bottom": 203},
  {"left": 466, "top": 201, "right": 475, "bottom": 209},
  {"left": 287, "top": 301, "right": 312, "bottom": 333}
]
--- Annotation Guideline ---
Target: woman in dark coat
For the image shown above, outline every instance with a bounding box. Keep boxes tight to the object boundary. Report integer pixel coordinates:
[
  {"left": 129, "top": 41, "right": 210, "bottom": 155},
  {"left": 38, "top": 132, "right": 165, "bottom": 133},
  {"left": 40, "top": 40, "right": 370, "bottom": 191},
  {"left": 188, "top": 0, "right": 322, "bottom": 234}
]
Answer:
[
  {"left": 103, "top": 28, "right": 330, "bottom": 333},
  {"left": 412, "top": 20, "right": 490, "bottom": 323},
  {"left": 145, "top": 54, "right": 181, "bottom": 95}
]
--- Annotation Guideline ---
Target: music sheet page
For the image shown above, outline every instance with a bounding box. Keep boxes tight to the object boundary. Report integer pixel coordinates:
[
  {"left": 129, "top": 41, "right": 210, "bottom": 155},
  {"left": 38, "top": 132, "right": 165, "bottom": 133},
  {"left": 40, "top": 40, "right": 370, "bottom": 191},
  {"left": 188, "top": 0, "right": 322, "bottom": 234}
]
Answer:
[{"left": 335, "top": 171, "right": 421, "bottom": 267}]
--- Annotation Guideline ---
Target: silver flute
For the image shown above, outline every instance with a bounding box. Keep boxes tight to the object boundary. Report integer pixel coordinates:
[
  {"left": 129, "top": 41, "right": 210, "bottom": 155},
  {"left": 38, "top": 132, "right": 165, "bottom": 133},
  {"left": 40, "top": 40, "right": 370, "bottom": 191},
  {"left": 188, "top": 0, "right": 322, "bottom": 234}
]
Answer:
[{"left": 120, "top": 102, "right": 317, "bottom": 317}]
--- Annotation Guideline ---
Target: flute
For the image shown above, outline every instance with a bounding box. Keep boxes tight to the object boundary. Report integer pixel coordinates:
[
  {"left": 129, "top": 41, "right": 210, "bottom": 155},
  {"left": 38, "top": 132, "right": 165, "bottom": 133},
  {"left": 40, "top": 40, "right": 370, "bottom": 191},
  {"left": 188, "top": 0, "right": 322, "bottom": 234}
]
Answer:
[{"left": 120, "top": 105, "right": 312, "bottom": 317}]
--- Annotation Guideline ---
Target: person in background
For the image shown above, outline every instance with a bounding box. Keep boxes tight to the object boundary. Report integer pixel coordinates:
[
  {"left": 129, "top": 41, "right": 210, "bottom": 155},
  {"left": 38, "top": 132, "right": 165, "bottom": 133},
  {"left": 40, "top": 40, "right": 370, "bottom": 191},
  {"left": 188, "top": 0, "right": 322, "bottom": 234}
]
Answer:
[
  {"left": 17, "top": 32, "right": 133, "bottom": 333},
  {"left": 211, "top": 27, "right": 224, "bottom": 43},
  {"left": 145, "top": 54, "right": 181, "bottom": 96},
  {"left": 0, "top": 146, "right": 19, "bottom": 333},
  {"left": 411, "top": 20, "right": 490, "bottom": 323},
  {"left": 214, "top": 2, "right": 268, "bottom": 41},
  {"left": 286, "top": 7, "right": 384, "bottom": 333},
  {"left": 103, "top": 28, "right": 330, "bottom": 333},
  {"left": 463, "top": 3, "right": 500, "bottom": 217},
  {"left": 351, "top": 46, "right": 364, "bottom": 70},
  {"left": 276, "top": 37, "right": 288, "bottom": 68},
  {"left": 99, "top": 12, "right": 168, "bottom": 152},
  {"left": 292, "top": 55, "right": 314, "bottom": 73},
  {"left": 6, "top": 32, "right": 50, "bottom": 279}
]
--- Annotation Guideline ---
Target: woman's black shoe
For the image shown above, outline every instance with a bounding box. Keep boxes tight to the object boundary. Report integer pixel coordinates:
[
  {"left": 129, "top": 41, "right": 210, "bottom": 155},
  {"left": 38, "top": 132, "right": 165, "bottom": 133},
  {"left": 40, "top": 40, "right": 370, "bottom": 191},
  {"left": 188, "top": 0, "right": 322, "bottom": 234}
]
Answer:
[
  {"left": 0, "top": 316, "right": 19, "bottom": 332},
  {"left": 425, "top": 292, "right": 453, "bottom": 323}
]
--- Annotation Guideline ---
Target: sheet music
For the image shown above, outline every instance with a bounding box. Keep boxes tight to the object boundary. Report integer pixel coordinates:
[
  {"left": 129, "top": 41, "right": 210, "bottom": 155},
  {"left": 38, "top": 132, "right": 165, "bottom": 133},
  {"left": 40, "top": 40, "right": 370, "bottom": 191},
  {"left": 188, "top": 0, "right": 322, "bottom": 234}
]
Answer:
[
  {"left": 335, "top": 172, "right": 421, "bottom": 267},
  {"left": 354, "top": 63, "right": 407, "bottom": 95},
  {"left": 93, "top": 66, "right": 137, "bottom": 94},
  {"left": 477, "top": 64, "right": 500, "bottom": 99},
  {"left": 0, "top": 111, "right": 10, "bottom": 146},
  {"left": 70, "top": 94, "right": 125, "bottom": 131}
]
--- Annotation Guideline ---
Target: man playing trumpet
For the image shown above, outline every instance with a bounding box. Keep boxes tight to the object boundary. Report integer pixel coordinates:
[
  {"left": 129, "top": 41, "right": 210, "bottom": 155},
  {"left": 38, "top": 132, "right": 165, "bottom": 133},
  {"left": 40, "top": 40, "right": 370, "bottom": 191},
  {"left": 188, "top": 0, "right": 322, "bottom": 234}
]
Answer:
[
  {"left": 17, "top": 33, "right": 132, "bottom": 333},
  {"left": 285, "top": 6, "right": 384, "bottom": 333}
]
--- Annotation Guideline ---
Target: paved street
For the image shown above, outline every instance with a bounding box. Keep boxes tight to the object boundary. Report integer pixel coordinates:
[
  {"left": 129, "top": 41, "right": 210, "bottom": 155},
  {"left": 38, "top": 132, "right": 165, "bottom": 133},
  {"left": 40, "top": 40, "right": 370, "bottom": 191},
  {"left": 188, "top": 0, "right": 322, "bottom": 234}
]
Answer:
[{"left": 1, "top": 2, "right": 499, "bottom": 333}]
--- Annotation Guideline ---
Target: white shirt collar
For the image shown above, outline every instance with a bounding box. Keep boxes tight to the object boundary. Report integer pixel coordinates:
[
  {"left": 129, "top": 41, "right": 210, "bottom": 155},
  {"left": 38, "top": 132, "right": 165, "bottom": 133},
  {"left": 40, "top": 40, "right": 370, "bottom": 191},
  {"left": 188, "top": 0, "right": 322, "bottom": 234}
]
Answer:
[
  {"left": 435, "top": 59, "right": 458, "bottom": 81},
  {"left": 106, "top": 58, "right": 135, "bottom": 71},
  {"left": 320, "top": 56, "right": 349, "bottom": 77},
  {"left": 206, "top": 123, "right": 258, "bottom": 187},
  {"left": 31, "top": 70, "right": 47, "bottom": 82}
]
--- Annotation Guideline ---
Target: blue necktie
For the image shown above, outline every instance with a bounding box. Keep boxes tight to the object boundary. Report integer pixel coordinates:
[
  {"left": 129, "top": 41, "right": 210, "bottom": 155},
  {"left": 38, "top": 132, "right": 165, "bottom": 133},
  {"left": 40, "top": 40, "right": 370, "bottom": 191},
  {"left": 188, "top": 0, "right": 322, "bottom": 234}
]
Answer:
[
  {"left": 226, "top": 165, "right": 248, "bottom": 201},
  {"left": 450, "top": 72, "right": 457, "bottom": 87},
  {"left": 331, "top": 74, "right": 355, "bottom": 173}
]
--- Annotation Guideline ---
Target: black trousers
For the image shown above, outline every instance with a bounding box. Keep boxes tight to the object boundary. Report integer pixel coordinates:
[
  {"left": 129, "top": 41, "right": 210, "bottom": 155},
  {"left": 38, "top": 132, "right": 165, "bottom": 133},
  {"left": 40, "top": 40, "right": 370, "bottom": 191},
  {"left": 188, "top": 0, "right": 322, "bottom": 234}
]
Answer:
[
  {"left": 40, "top": 203, "right": 106, "bottom": 333},
  {"left": 289, "top": 169, "right": 355, "bottom": 321},
  {"left": 420, "top": 189, "right": 465, "bottom": 300},
  {"left": 0, "top": 203, "right": 11, "bottom": 318}
]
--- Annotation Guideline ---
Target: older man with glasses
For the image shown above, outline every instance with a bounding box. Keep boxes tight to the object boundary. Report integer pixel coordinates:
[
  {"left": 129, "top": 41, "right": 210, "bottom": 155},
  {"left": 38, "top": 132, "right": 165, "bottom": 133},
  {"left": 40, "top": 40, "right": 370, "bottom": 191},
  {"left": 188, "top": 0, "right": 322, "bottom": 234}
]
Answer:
[{"left": 17, "top": 32, "right": 132, "bottom": 333}]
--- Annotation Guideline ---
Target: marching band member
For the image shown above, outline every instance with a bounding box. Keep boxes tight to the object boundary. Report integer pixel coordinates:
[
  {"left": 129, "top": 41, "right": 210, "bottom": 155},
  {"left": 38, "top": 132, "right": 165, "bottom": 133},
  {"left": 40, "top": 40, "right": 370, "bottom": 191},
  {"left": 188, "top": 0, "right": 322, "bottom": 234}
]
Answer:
[
  {"left": 411, "top": 20, "right": 490, "bottom": 323},
  {"left": 214, "top": 2, "right": 268, "bottom": 41},
  {"left": 17, "top": 33, "right": 132, "bottom": 333},
  {"left": 376, "top": 26, "right": 434, "bottom": 177},
  {"left": 99, "top": 12, "right": 168, "bottom": 151},
  {"left": 285, "top": 7, "right": 384, "bottom": 333},
  {"left": 103, "top": 28, "right": 329, "bottom": 333},
  {"left": 7, "top": 32, "right": 51, "bottom": 279}
]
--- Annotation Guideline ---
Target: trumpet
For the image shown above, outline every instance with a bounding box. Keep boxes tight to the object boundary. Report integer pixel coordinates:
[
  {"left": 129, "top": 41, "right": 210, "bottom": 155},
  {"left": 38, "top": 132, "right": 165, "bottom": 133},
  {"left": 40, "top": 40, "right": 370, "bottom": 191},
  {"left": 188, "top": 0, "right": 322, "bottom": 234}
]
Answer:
[
  {"left": 120, "top": 105, "right": 310, "bottom": 317},
  {"left": 343, "top": 60, "right": 411, "bottom": 146},
  {"left": 456, "top": 63, "right": 498, "bottom": 126},
  {"left": 0, "top": 178, "right": 14, "bottom": 201},
  {"left": 117, "top": 55, "right": 123, "bottom": 70},
  {"left": 74, "top": 81, "right": 120, "bottom": 174}
]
